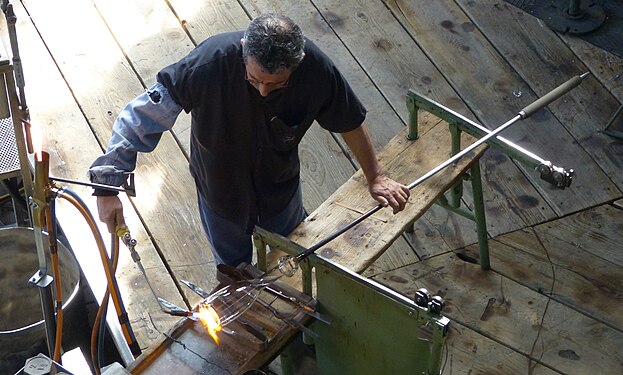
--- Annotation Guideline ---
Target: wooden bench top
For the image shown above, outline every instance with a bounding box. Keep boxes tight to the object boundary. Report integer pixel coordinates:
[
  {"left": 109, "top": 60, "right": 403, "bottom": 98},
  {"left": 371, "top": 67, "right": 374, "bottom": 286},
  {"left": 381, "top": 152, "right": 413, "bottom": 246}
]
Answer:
[{"left": 266, "top": 111, "right": 489, "bottom": 277}]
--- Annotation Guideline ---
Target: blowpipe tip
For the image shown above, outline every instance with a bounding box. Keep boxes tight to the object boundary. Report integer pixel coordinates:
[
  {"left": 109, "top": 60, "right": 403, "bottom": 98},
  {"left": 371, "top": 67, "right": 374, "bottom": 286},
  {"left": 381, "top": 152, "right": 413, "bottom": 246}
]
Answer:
[{"left": 580, "top": 72, "right": 591, "bottom": 79}]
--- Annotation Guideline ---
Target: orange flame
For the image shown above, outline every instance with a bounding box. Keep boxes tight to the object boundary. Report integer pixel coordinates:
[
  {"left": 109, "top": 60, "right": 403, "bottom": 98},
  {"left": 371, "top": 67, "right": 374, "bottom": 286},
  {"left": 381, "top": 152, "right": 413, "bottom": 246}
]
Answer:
[{"left": 197, "top": 305, "right": 222, "bottom": 344}]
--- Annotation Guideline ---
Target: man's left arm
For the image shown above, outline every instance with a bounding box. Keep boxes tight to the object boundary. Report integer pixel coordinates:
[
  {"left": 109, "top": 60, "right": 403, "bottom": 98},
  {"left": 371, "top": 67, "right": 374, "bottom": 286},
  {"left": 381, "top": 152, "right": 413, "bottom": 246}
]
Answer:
[{"left": 340, "top": 123, "right": 410, "bottom": 213}]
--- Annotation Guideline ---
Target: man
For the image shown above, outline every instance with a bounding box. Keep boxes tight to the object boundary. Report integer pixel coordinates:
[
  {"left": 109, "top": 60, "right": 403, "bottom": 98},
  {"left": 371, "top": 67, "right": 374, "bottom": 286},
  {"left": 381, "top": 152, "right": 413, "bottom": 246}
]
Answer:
[{"left": 88, "top": 14, "right": 409, "bottom": 267}]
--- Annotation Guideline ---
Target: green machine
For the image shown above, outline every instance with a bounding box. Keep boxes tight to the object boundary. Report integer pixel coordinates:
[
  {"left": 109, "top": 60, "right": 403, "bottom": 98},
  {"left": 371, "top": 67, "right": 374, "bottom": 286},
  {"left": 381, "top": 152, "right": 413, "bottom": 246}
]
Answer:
[{"left": 253, "top": 226, "right": 450, "bottom": 375}]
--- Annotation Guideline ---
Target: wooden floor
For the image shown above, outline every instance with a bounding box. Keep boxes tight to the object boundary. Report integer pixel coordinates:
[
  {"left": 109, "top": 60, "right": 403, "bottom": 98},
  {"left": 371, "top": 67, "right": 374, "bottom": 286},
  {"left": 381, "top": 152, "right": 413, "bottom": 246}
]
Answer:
[{"left": 2, "top": 0, "right": 622, "bottom": 373}]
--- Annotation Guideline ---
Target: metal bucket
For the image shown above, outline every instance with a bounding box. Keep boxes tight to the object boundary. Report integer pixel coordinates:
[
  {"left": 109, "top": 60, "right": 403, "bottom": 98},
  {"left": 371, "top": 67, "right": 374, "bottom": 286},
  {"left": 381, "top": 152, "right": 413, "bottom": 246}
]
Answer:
[{"left": 0, "top": 227, "right": 81, "bottom": 373}]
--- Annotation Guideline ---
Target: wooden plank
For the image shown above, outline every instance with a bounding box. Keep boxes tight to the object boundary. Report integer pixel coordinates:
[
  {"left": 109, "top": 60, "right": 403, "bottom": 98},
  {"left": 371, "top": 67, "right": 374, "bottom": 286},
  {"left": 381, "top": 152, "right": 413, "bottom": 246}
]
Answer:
[
  {"left": 444, "top": 324, "right": 558, "bottom": 374},
  {"left": 375, "top": 254, "right": 548, "bottom": 357},
  {"left": 8, "top": 1, "right": 184, "bottom": 348},
  {"left": 375, "top": 252, "right": 623, "bottom": 374},
  {"left": 91, "top": 0, "right": 196, "bottom": 154},
  {"left": 456, "top": 0, "right": 623, "bottom": 192},
  {"left": 403, "top": 214, "right": 454, "bottom": 259},
  {"left": 534, "top": 204, "right": 623, "bottom": 267},
  {"left": 485, "top": 224, "right": 623, "bottom": 333},
  {"left": 270, "top": 116, "right": 487, "bottom": 275},
  {"left": 385, "top": 0, "right": 620, "bottom": 216},
  {"left": 537, "top": 299, "right": 623, "bottom": 373},
  {"left": 559, "top": 31, "right": 623, "bottom": 103}
]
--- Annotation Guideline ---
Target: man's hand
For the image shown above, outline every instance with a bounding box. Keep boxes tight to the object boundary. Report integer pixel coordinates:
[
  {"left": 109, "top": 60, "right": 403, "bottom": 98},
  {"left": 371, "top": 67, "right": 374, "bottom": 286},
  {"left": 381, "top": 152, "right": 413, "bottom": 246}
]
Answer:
[
  {"left": 339, "top": 124, "right": 410, "bottom": 214},
  {"left": 368, "top": 174, "right": 410, "bottom": 214},
  {"left": 96, "top": 195, "right": 126, "bottom": 233}
]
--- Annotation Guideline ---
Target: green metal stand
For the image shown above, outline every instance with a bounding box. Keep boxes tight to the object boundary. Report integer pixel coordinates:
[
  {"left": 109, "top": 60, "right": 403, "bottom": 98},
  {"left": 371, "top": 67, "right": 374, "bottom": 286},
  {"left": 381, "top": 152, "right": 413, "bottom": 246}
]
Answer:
[
  {"left": 407, "top": 91, "right": 491, "bottom": 270},
  {"left": 253, "top": 227, "right": 450, "bottom": 375},
  {"left": 406, "top": 87, "right": 575, "bottom": 269}
]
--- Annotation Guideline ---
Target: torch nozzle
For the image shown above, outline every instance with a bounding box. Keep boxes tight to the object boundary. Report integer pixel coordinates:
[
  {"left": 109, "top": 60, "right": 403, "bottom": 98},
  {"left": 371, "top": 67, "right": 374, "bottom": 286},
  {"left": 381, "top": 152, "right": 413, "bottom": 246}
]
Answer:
[{"left": 116, "top": 226, "right": 140, "bottom": 262}]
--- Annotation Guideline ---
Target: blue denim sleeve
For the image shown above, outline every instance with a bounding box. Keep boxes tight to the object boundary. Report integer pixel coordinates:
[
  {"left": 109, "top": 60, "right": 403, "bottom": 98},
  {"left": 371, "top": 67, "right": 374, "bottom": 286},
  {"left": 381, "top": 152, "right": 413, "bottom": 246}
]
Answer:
[{"left": 88, "top": 82, "right": 183, "bottom": 186}]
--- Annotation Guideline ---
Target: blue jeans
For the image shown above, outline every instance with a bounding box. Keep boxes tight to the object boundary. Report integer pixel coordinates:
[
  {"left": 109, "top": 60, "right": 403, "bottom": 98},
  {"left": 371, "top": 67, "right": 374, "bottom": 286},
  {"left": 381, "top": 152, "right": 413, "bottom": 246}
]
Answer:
[{"left": 197, "top": 185, "right": 307, "bottom": 266}]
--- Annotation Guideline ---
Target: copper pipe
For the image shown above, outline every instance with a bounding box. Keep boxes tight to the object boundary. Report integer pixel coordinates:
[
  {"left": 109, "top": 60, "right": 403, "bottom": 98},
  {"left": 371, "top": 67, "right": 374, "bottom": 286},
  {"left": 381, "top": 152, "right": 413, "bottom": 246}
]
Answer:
[{"left": 45, "top": 199, "right": 63, "bottom": 363}]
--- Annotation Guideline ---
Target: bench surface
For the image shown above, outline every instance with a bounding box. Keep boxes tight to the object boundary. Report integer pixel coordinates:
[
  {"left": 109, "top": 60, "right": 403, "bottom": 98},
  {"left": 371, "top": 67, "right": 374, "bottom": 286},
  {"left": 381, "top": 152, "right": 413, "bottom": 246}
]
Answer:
[{"left": 267, "top": 112, "right": 488, "bottom": 281}]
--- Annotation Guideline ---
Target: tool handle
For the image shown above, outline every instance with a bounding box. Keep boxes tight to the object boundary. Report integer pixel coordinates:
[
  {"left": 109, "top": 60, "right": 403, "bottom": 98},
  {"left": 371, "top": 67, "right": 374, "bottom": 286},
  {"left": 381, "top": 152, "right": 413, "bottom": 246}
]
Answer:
[{"left": 519, "top": 72, "right": 589, "bottom": 119}]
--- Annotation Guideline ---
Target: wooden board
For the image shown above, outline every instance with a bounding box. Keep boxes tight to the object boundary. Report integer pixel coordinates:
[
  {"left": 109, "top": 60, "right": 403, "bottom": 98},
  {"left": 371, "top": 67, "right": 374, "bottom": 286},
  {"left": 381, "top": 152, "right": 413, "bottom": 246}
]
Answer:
[
  {"left": 374, "top": 252, "right": 623, "bottom": 375},
  {"left": 267, "top": 113, "right": 488, "bottom": 278},
  {"left": 485, "top": 225, "right": 623, "bottom": 332},
  {"left": 9, "top": 0, "right": 184, "bottom": 348},
  {"left": 443, "top": 324, "right": 558, "bottom": 374},
  {"left": 534, "top": 204, "right": 623, "bottom": 267},
  {"left": 90, "top": 0, "right": 195, "bottom": 154},
  {"left": 559, "top": 28, "right": 623, "bottom": 103},
  {"left": 456, "top": 0, "right": 623, "bottom": 192},
  {"left": 385, "top": 0, "right": 620, "bottom": 216}
]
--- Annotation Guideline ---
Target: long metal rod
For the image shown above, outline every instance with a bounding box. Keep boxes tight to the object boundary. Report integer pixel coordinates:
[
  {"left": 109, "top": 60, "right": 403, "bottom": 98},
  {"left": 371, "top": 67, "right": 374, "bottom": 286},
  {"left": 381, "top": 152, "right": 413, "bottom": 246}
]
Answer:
[
  {"left": 294, "top": 72, "right": 589, "bottom": 263},
  {"left": 295, "top": 113, "right": 521, "bottom": 262},
  {"left": 50, "top": 176, "right": 135, "bottom": 195},
  {"left": 412, "top": 93, "right": 547, "bottom": 164}
]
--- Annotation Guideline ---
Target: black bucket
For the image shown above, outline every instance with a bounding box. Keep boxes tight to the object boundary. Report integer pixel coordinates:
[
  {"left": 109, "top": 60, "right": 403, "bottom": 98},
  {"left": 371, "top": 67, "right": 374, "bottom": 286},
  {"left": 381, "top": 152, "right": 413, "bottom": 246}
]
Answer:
[{"left": 0, "top": 227, "right": 81, "bottom": 374}]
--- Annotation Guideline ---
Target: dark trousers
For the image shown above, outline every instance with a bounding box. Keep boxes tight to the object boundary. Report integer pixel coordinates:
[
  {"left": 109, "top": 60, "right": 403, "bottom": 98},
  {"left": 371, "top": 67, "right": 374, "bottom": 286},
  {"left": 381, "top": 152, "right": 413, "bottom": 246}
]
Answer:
[{"left": 197, "top": 185, "right": 306, "bottom": 266}]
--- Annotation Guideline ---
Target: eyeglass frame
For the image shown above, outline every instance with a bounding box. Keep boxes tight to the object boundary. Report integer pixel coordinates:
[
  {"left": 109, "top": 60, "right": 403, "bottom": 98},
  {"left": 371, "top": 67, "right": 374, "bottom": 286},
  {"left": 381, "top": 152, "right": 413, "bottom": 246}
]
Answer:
[{"left": 244, "top": 66, "right": 291, "bottom": 90}]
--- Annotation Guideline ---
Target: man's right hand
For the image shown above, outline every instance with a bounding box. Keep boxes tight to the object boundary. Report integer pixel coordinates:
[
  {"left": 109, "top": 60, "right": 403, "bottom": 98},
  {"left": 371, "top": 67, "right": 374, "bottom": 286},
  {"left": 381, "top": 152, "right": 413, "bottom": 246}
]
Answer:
[{"left": 96, "top": 195, "right": 126, "bottom": 233}]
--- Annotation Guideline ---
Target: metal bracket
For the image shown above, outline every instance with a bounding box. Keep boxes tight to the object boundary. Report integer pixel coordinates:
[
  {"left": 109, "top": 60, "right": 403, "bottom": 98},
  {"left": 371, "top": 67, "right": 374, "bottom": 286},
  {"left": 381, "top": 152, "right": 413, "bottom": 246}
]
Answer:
[{"left": 29, "top": 269, "right": 53, "bottom": 288}]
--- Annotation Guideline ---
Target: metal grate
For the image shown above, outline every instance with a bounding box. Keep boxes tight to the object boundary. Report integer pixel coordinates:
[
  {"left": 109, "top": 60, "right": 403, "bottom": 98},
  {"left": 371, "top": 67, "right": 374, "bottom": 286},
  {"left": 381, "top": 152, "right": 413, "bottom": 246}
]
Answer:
[{"left": 0, "top": 116, "right": 20, "bottom": 177}]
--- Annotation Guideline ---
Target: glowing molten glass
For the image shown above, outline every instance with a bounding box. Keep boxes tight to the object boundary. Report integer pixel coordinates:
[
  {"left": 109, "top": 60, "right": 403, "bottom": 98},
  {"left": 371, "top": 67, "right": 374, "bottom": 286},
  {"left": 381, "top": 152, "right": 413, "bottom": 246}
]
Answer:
[{"left": 197, "top": 305, "right": 222, "bottom": 344}]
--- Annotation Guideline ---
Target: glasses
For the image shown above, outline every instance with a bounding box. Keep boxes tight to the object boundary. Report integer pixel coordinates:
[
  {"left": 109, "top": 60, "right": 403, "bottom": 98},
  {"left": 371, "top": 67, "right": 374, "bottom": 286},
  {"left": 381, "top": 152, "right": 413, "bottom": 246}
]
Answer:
[{"left": 244, "top": 69, "right": 290, "bottom": 90}]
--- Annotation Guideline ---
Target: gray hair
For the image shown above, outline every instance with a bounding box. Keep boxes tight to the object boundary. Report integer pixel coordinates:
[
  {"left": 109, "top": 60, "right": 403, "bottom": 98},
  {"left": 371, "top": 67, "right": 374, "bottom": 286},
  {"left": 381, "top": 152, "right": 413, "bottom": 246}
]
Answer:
[{"left": 242, "top": 14, "right": 305, "bottom": 73}]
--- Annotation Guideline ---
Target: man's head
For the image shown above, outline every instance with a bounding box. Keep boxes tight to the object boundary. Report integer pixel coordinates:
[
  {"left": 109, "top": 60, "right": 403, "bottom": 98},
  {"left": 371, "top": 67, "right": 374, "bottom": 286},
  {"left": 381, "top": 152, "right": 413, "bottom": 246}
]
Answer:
[{"left": 242, "top": 14, "right": 305, "bottom": 74}]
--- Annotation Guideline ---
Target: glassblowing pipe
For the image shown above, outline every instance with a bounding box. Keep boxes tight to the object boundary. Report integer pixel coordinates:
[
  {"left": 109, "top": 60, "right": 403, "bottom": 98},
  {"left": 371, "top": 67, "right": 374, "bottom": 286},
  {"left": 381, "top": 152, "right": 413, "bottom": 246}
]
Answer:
[{"left": 272, "top": 72, "right": 591, "bottom": 275}]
